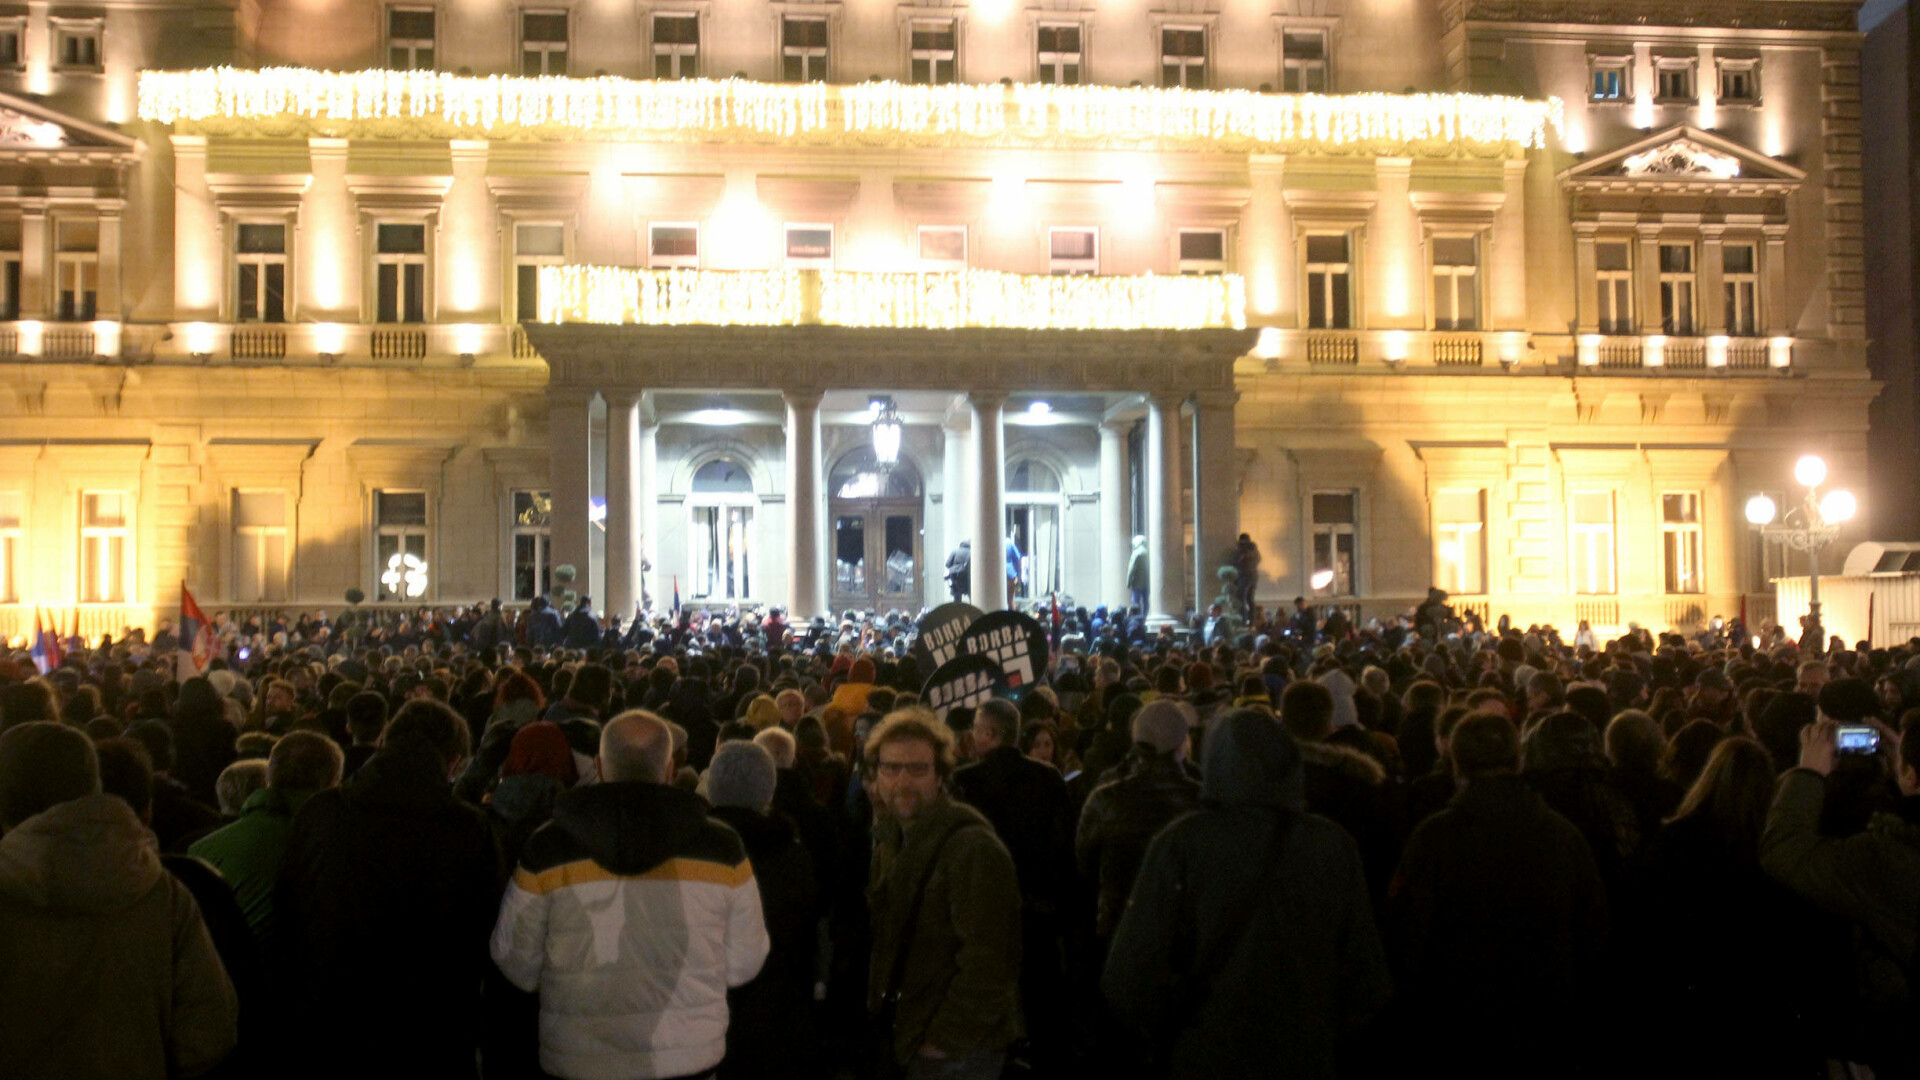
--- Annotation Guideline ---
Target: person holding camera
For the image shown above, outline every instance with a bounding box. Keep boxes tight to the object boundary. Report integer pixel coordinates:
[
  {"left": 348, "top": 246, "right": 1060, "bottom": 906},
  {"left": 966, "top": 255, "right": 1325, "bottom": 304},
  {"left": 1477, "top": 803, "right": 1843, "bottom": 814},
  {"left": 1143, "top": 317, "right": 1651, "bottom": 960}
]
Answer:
[{"left": 1760, "top": 713, "right": 1920, "bottom": 1078}]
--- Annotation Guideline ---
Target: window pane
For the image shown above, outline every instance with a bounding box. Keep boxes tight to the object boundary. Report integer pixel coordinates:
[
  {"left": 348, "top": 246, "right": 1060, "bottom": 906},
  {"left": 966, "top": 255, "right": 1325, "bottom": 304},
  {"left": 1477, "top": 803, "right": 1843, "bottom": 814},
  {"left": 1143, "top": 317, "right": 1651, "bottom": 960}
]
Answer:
[
  {"left": 1573, "top": 491, "right": 1611, "bottom": 524},
  {"left": 403, "top": 264, "right": 424, "bottom": 322},
  {"left": 1180, "top": 230, "right": 1225, "bottom": 262},
  {"left": 784, "top": 18, "right": 826, "bottom": 46},
  {"left": 1723, "top": 245, "right": 1755, "bottom": 274},
  {"left": 515, "top": 223, "right": 565, "bottom": 257},
  {"left": 522, "top": 12, "right": 567, "bottom": 41},
  {"left": 377, "top": 264, "right": 399, "bottom": 323},
  {"left": 1038, "top": 25, "right": 1078, "bottom": 51},
  {"left": 1435, "top": 489, "right": 1482, "bottom": 523},
  {"left": 692, "top": 459, "right": 754, "bottom": 494},
  {"left": 834, "top": 515, "right": 865, "bottom": 593},
  {"left": 238, "top": 263, "right": 259, "bottom": 322},
  {"left": 920, "top": 227, "right": 965, "bottom": 262},
  {"left": 1306, "top": 234, "right": 1347, "bottom": 263},
  {"left": 514, "top": 490, "right": 552, "bottom": 526},
  {"left": 1659, "top": 245, "right": 1691, "bottom": 273},
  {"left": 389, "top": 8, "right": 434, "bottom": 38},
  {"left": 264, "top": 264, "right": 286, "bottom": 322},
  {"left": 1051, "top": 230, "right": 1095, "bottom": 259},
  {"left": 652, "top": 225, "right": 698, "bottom": 259},
  {"left": 377, "top": 491, "right": 427, "bottom": 526},
  {"left": 517, "top": 264, "right": 540, "bottom": 322},
  {"left": 378, "top": 223, "right": 426, "bottom": 254},
  {"left": 85, "top": 492, "right": 126, "bottom": 526},
  {"left": 1330, "top": 274, "right": 1350, "bottom": 328},
  {"left": 1283, "top": 31, "right": 1325, "bottom": 60},
  {"left": 912, "top": 22, "right": 955, "bottom": 49},
  {"left": 238, "top": 223, "right": 286, "bottom": 254},
  {"left": 884, "top": 515, "right": 914, "bottom": 595},
  {"left": 1312, "top": 492, "right": 1355, "bottom": 524},
  {"left": 1433, "top": 237, "right": 1476, "bottom": 266},
  {"left": 655, "top": 15, "right": 698, "bottom": 44},
  {"left": 1663, "top": 493, "right": 1699, "bottom": 523},
  {"left": 234, "top": 491, "right": 286, "bottom": 527},
  {"left": 786, "top": 228, "right": 831, "bottom": 259},
  {"left": 1596, "top": 242, "right": 1629, "bottom": 271}
]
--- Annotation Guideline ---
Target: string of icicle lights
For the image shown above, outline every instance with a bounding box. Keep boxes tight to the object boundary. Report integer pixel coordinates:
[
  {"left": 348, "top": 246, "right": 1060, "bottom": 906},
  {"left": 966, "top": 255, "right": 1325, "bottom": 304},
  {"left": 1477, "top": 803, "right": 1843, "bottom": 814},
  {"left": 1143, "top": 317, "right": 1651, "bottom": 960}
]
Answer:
[
  {"left": 139, "top": 68, "right": 1563, "bottom": 151},
  {"left": 537, "top": 266, "right": 1247, "bottom": 332}
]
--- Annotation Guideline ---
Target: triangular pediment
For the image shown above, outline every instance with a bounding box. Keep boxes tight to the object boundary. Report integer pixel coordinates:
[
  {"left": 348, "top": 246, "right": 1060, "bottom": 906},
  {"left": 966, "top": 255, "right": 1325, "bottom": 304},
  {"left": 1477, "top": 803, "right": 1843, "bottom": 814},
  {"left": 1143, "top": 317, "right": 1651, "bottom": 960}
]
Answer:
[
  {"left": 0, "top": 90, "right": 139, "bottom": 155},
  {"left": 1560, "top": 126, "right": 1803, "bottom": 189}
]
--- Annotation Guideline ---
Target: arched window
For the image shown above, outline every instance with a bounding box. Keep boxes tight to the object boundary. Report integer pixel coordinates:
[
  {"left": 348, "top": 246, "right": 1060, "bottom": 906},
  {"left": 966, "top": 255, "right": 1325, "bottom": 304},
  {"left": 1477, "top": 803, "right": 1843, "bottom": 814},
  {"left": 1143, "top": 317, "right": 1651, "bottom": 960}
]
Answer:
[
  {"left": 830, "top": 446, "right": 922, "bottom": 500},
  {"left": 1006, "top": 457, "right": 1064, "bottom": 600},
  {"left": 688, "top": 457, "right": 756, "bottom": 601}
]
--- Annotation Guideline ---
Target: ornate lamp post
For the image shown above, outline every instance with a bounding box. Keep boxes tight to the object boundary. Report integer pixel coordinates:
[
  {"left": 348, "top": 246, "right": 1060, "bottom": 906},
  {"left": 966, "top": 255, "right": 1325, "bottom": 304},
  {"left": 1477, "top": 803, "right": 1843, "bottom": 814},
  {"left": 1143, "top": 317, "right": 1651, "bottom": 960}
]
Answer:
[{"left": 1746, "top": 454, "right": 1855, "bottom": 642}]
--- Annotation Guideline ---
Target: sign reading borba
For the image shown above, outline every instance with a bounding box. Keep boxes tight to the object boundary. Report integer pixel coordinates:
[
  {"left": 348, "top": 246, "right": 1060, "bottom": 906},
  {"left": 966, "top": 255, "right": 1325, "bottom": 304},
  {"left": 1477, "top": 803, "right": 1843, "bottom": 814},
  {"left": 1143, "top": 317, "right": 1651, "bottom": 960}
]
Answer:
[
  {"left": 957, "top": 610, "right": 1050, "bottom": 694},
  {"left": 912, "top": 602, "right": 984, "bottom": 674},
  {"left": 921, "top": 654, "right": 1008, "bottom": 723}
]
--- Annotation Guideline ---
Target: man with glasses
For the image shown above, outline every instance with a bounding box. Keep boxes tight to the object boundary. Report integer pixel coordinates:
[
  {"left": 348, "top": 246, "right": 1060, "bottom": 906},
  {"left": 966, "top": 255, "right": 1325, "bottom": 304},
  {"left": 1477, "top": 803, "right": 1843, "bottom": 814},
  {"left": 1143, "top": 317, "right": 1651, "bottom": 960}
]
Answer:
[{"left": 864, "top": 709, "right": 1023, "bottom": 1080}]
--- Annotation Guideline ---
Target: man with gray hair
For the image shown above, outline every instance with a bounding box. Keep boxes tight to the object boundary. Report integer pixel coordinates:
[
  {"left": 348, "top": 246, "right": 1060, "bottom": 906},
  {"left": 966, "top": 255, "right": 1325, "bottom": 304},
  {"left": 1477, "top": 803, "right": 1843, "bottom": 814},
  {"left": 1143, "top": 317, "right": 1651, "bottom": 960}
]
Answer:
[
  {"left": 706, "top": 740, "right": 823, "bottom": 1080},
  {"left": 1076, "top": 699, "right": 1203, "bottom": 940},
  {"left": 493, "top": 709, "right": 769, "bottom": 1080}
]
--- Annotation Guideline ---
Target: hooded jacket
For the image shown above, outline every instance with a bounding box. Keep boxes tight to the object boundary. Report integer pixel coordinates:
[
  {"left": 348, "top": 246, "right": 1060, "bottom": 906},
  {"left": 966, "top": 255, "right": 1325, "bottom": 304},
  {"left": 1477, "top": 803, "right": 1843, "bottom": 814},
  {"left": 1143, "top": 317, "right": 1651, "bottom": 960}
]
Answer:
[
  {"left": 492, "top": 780, "right": 770, "bottom": 1080},
  {"left": 1102, "top": 713, "right": 1392, "bottom": 1080},
  {"left": 187, "top": 784, "right": 317, "bottom": 945},
  {"left": 1075, "top": 746, "right": 1202, "bottom": 937},
  {"left": 0, "top": 793, "right": 238, "bottom": 1079}
]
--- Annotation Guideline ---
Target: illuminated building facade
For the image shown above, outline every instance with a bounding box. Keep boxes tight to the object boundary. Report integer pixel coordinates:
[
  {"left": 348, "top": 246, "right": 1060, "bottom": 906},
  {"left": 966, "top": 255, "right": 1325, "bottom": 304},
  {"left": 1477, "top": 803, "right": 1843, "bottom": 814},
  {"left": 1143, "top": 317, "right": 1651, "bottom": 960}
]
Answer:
[{"left": 0, "top": 0, "right": 1877, "bottom": 636}]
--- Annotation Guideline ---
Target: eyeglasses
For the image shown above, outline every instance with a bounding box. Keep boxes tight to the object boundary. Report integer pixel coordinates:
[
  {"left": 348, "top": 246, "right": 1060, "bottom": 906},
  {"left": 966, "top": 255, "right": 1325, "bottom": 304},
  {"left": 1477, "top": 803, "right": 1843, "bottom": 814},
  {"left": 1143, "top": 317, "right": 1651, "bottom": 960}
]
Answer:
[{"left": 875, "top": 761, "right": 935, "bottom": 778}]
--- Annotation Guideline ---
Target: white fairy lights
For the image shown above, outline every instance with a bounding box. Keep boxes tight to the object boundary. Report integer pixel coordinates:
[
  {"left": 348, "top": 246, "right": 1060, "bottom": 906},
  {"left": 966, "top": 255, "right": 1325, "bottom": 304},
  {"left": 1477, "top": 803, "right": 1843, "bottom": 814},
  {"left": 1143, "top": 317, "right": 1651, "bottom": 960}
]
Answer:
[
  {"left": 138, "top": 67, "right": 1563, "bottom": 152},
  {"left": 538, "top": 266, "right": 1246, "bottom": 331}
]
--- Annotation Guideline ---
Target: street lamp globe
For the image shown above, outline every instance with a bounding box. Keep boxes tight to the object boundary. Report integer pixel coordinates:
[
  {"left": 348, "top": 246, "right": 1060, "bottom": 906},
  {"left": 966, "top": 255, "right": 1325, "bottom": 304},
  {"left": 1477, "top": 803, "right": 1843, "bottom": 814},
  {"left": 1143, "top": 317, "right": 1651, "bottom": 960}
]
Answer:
[
  {"left": 1794, "top": 454, "right": 1828, "bottom": 488},
  {"left": 1745, "top": 494, "right": 1778, "bottom": 526},
  {"left": 1819, "top": 489, "right": 1857, "bottom": 523}
]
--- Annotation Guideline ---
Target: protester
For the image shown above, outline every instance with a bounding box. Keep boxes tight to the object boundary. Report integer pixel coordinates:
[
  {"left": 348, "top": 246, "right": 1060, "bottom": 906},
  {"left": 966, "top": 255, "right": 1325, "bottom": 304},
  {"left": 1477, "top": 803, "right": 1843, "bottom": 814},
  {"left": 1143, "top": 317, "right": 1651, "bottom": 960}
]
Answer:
[{"left": 189, "top": 730, "right": 344, "bottom": 945}]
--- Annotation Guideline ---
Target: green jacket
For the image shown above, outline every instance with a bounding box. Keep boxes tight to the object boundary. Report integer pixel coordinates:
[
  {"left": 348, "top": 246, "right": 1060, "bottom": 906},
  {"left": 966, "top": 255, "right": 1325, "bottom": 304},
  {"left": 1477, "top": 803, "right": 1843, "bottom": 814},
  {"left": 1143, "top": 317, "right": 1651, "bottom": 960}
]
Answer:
[
  {"left": 188, "top": 785, "right": 316, "bottom": 944},
  {"left": 867, "top": 794, "right": 1023, "bottom": 1064},
  {"left": 1761, "top": 770, "right": 1920, "bottom": 1015}
]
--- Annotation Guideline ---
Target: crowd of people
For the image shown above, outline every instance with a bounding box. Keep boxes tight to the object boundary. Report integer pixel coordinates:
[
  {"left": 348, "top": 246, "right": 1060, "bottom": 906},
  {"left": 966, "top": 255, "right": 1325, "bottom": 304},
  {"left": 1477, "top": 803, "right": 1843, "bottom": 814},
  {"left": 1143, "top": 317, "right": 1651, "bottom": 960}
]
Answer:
[{"left": 2, "top": 591, "right": 1919, "bottom": 1080}]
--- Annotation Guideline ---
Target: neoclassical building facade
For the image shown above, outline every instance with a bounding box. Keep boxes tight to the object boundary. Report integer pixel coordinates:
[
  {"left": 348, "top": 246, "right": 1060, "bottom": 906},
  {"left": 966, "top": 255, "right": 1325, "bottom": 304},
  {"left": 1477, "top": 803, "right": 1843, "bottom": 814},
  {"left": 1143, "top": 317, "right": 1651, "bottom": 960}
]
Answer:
[{"left": 0, "top": 0, "right": 1877, "bottom": 638}]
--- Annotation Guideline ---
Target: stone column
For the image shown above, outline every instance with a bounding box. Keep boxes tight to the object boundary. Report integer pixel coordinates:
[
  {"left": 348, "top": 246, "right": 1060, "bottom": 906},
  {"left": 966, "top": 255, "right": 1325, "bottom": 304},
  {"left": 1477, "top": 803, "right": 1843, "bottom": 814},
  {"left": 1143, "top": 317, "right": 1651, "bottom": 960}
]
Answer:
[
  {"left": 1099, "top": 418, "right": 1130, "bottom": 607},
  {"left": 785, "top": 389, "right": 824, "bottom": 619},
  {"left": 1191, "top": 390, "right": 1240, "bottom": 610},
  {"left": 1146, "top": 390, "right": 1186, "bottom": 624},
  {"left": 942, "top": 408, "right": 969, "bottom": 588},
  {"left": 604, "top": 390, "right": 640, "bottom": 621},
  {"left": 1490, "top": 158, "right": 1530, "bottom": 331},
  {"left": 170, "top": 135, "right": 219, "bottom": 320},
  {"left": 638, "top": 407, "right": 658, "bottom": 609},
  {"left": 970, "top": 391, "right": 1008, "bottom": 610},
  {"left": 547, "top": 387, "right": 597, "bottom": 602}
]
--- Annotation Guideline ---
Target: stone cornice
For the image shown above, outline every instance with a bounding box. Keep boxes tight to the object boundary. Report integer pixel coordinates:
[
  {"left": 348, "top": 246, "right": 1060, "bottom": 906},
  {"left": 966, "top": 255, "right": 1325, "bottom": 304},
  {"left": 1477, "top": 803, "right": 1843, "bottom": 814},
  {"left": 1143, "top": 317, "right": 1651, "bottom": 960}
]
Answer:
[
  {"left": 1442, "top": 0, "right": 1860, "bottom": 34},
  {"left": 527, "top": 324, "right": 1255, "bottom": 395}
]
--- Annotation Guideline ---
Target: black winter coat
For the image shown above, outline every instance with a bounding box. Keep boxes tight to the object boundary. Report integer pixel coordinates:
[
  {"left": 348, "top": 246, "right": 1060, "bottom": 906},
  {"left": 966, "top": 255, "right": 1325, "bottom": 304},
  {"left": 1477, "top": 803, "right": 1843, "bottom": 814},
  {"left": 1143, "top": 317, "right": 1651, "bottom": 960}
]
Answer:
[
  {"left": 952, "top": 746, "right": 1074, "bottom": 910},
  {"left": 276, "top": 740, "right": 504, "bottom": 1079},
  {"left": 1102, "top": 713, "right": 1391, "bottom": 1080},
  {"left": 1074, "top": 747, "right": 1201, "bottom": 937},
  {"left": 712, "top": 806, "right": 822, "bottom": 1080},
  {"left": 1298, "top": 739, "right": 1403, "bottom": 912}
]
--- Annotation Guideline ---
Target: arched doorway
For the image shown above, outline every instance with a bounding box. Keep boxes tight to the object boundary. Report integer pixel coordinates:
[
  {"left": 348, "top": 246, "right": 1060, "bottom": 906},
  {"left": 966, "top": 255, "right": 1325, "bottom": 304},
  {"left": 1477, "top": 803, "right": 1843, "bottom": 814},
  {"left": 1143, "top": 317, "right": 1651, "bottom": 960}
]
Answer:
[
  {"left": 688, "top": 458, "right": 757, "bottom": 602},
  {"left": 1006, "top": 458, "right": 1064, "bottom": 602},
  {"left": 829, "top": 447, "right": 923, "bottom": 612}
]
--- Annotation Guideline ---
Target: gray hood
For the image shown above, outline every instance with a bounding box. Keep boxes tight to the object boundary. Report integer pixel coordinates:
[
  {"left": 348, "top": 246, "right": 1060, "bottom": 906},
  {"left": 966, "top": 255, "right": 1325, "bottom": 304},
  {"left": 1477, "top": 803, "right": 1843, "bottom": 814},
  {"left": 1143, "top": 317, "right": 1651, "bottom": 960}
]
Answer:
[
  {"left": 0, "top": 793, "right": 162, "bottom": 913},
  {"left": 1201, "top": 709, "right": 1305, "bottom": 810}
]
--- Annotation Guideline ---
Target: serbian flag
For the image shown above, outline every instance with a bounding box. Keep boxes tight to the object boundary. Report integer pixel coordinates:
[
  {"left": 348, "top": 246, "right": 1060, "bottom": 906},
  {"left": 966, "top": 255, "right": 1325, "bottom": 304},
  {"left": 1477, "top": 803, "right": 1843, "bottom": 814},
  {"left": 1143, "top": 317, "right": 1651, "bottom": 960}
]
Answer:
[
  {"left": 671, "top": 575, "right": 682, "bottom": 617},
  {"left": 178, "top": 583, "right": 216, "bottom": 681},
  {"left": 29, "top": 607, "right": 63, "bottom": 674}
]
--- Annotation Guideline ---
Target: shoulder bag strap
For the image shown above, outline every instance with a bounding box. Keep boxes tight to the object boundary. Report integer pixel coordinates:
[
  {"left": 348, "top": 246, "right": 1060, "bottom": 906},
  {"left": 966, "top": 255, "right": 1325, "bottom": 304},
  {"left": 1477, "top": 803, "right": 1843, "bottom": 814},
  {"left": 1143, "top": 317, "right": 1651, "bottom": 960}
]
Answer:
[{"left": 881, "top": 822, "right": 966, "bottom": 1006}]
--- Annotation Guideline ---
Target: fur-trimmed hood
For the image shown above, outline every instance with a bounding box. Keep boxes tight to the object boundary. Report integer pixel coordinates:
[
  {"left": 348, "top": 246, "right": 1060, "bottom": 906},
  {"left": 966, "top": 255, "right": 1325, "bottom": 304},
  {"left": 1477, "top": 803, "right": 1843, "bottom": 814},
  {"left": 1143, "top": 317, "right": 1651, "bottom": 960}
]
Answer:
[{"left": 1298, "top": 738, "right": 1386, "bottom": 787}]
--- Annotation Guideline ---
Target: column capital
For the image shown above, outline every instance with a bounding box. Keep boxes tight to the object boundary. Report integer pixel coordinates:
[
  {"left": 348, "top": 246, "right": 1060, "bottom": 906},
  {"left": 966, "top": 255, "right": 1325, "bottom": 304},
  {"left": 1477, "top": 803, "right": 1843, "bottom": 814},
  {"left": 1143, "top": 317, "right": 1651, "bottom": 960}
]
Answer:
[
  {"left": 602, "top": 388, "right": 644, "bottom": 409},
  {"left": 549, "top": 386, "right": 598, "bottom": 408},
  {"left": 1098, "top": 416, "right": 1131, "bottom": 436},
  {"left": 1191, "top": 389, "right": 1241, "bottom": 410},
  {"left": 967, "top": 389, "right": 1010, "bottom": 410},
  {"left": 1635, "top": 222, "right": 1665, "bottom": 241},
  {"left": 1146, "top": 389, "right": 1188, "bottom": 411},
  {"left": 782, "top": 388, "right": 825, "bottom": 410}
]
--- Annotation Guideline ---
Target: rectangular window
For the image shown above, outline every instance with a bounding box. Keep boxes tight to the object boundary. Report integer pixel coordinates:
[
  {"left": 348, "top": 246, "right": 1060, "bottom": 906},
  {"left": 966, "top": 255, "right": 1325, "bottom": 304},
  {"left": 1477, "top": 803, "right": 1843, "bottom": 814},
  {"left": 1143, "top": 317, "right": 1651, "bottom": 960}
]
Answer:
[
  {"left": 918, "top": 225, "right": 967, "bottom": 270},
  {"left": 1160, "top": 26, "right": 1206, "bottom": 89},
  {"left": 784, "top": 224, "right": 833, "bottom": 268},
  {"left": 1718, "top": 59, "right": 1758, "bottom": 103},
  {"left": 387, "top": 7, "right": 436, "bottom": 70},
  {"left": 53, "top": 21, "right": 101, "bottom": 69},
  {"left": 511, "top": 490, "right": 552, "bottom": 602},
  {"left": 232, "top": 491, "right": 289, "bottom": 603},
  {"left": 80, "top": 491, "right": 129, "bottom": 604},
  {"left": 1596, "top": 240, "right": 1633, "bottom": 334},
  {"left": 648, "top": 223, "right": 699, "bottom": 269},
  {"left": 1723, "top": 243, "right": 1758, "bottom": 336},
  {"left": 1433, "top": 488, "right": 1486, "bottom": 596},
  {"left": 653, "top": 14, "right": 699, "bottom": 79},
  {"left": 1177, "top": 229, "right": 1227, "bottom": 275},
  {"left": 513, "top": 223, "right": 565, "bottom": 323},
  {"left": 375, "top": 222, "right": 428, "bottom": 324},
  {"left": 235, "top": 223, "right": 288, "bottom": 324},
  {"left": 1663, "top": 492, "right": 1703, "bottom": 594},
  {"left": 1430, "top": 235, "right": 1479, "bottom": 331},
  {"left": 521, "top": 11, "right": 568, "bottom": 76},
  {"left": 55, "top": 219, "right": 97, "bottom": 322},
  {"left": 1036, "top": 23, "right": 1081, "bottom": 85},
  {"left": 1049, "top": 226, "right": 1098, "bottom": 275},
  {"left": 1281, "top": 30, "right": 1328, "bottom": 92},
  {"left": 1659, "top": 243, "right": 1695, "bottom": 335},
  {"left": 1591, "top": 59, "right": 1628, "bottom": 101},
  {"left": 374, "top": 490, "right": 429, "bottom": 601},
  {"left": 1571, "top": 490, "right": 1616, "bottom": 595},
  {"left": 1656, "top": 60, "right": 1694, "bottom": 102},
  {"left": 0, "top": 20, "right": 24, "bottom": 68},
  {"left": 910, "top": 20, "right": 957, "bottom": 85},
  {"left": 692, "top": 504, "right": 754, "bottom": 600},
  {"left": 0, "top": 491, "right": 20, "bottom": 603},
  {"left": 1305, "top": 233, "right": 1352, "bottom": 330},
  {"left": 1310, "top": 490, "right": 1357, "bottom": 597},
  {"left": 782, "top": 17, "right": 829, "bottom": 82}
]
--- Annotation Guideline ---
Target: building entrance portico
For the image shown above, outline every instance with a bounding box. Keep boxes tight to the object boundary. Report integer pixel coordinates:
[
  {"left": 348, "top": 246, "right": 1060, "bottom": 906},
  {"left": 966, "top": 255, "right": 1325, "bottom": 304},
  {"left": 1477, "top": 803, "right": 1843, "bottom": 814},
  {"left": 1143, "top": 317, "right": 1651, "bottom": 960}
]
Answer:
[{"left": 525, "top": 321, "right": 1254, "bottom": 623}]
